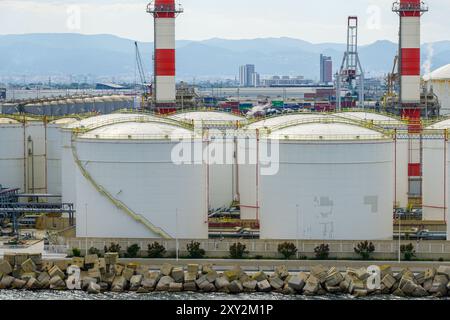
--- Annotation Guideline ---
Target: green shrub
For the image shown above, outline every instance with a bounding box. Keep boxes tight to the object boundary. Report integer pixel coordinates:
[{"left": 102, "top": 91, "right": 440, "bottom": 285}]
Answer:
[
  {"left": 354, "top": 241, "right": 375, "bottom": 260},
  {"left": 314, "top": 244, "right": 330, "bottom": 260},
  {"left": 126, "top": 244, "right": 141, "bottom": 258},
  {"left": 400, "top": 243, "right": 416, "bottom": 261},
  {"left": 229, "top": 242, "right": 249, "bottom": 259},
  {"left": 104, "top": 242, "right": 121, "bottom": 254},
  {"left": 186, "top": 241, "right": 206, "bottom": 259},
  {"left": 71, "top": 247, "right": 81, "bottom": 257},
  {"left": 147, "top": 242, "right": 166, "bottom": 258},
  {"left": 277, "top": 242, "right": 298, "bottom": 260},
  {"left": 88, "top": 247, "right": 101, "bottom": 256}
]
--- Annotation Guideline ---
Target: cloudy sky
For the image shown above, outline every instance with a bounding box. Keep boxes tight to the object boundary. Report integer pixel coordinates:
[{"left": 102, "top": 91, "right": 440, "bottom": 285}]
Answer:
[{"left": 0, "top": 0, "right": 448, "bottom": 44}]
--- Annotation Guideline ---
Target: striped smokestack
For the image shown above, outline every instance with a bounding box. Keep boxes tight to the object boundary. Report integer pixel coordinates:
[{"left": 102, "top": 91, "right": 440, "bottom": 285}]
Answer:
[
  {"left": 393, "top": 0, "right": 428, "bottom": 111},
  {"left": 147, "top": 1, "right": 183, "bottom": 113}
]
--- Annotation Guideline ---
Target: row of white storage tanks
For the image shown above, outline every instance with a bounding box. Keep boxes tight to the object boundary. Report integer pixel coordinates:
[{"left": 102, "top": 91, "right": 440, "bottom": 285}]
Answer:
[
  {"left": 0, "top": 111, "right": 448, "bottom": 240},
  {"left": 1, "top": 95, "right": 134, "bottom": 116}
]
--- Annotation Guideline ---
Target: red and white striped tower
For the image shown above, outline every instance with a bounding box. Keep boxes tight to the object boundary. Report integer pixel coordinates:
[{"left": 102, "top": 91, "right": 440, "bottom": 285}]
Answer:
[
  {"left": 393, "top": 0, "right": 428, "bottom": 117},
  {"left": 147, "top": 1, "right": 183, "bottom": 114}
]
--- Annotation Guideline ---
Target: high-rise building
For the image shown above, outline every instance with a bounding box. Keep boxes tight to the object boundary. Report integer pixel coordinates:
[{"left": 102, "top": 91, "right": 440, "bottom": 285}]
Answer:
[
  {"left": 320, "top": 54, "right": 333, "bottom": 84},
  {"left": 239, "top": 64, "right": 256, "bottom": 87},
  {"left": 252, "top": 72, "right": 260, "bottom": 87}
]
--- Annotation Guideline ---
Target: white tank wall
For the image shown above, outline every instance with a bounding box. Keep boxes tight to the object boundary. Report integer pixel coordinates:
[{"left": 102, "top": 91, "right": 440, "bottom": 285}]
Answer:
[
  {"left": 422, "top": 138, "right": 448, "bottom": 221},
  {"left": 259, "top": 140, "right": 394, "bottom": 240},
  {"left": 237, "top": 137, "right": 258, "bottom": 220},
  {"left": 47, "top": 124, "right": 65, "bottom": 195},
  {"left": 24, "top": 122, "right": 47, "bottom": 193},
  {"left": 430, "top": 81, "right": 450, "bottom": 115},
  {"left": 74, "top": 139, "right": 208, "bottom": 239},
  {"left": 395, "top": 138, "right": 409, "bottom": 208},
  {"left": 0, "top": 122, "right": 25, "bottom": 190},
  {"left": 61, "top": 129, "right": 77, "bottom": 207}
]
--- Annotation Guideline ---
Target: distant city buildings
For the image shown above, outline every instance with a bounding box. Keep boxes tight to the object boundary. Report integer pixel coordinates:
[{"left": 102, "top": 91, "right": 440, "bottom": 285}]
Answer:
[
  {"left": 239, "top": 64, "right": 259, "bottom": 87},
  {"left": 262, "top": 75, "right": 314, "bottom": 87},
  {"left": 320, "top": 54, "right": 333, "bottom": 84}
]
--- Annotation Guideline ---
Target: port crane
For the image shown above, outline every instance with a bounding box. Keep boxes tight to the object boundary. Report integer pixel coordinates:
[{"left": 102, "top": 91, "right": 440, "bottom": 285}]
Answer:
[
  {"left": 134, "top": 41, "right": 151, "bottom": 110},
  {"left": 336, "top": 16, "right": 365, "bottom": 111}
]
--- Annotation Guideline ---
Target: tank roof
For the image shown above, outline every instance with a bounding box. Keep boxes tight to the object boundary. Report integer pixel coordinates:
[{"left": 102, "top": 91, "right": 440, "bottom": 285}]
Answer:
[
  {"left": 65, "top": 113, "right": 161, "bottom": 130},
  {"left": 269, "top": 122, "right": 388, "bottom": 141},
  {"left": 334, "top": 111, "right": 402, "bottom": 123},
  {"left": 427, "top": 118, "right": 450, "bottom": 129},
  {"left": 424, "top": 64, "right": 450, "bottom": 81},
  {"left": 79, "top": 121, "right": 193, "bottom": 140},
  {"left": 0, "top": 117, "right": 20, "bottom": 124},
  {"left": 170, "top": 111, "right": 245, "bottom": 122},
  {"left": 247, "top": 114, "right": 331, "bottom": 130}
]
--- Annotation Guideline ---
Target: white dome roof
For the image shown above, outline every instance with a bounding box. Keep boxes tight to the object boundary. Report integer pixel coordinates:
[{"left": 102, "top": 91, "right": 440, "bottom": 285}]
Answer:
[
  {"left": 334, "top": 112, "right": 403, "bottom": 124},
  {"left": 0, "top": 117, "right": 20, "bottom": 124},
  {"left": 79, "top": 121, "right": 193, "bottom": 140},
  {"left": 424, "top": 64, "right": 450, "bottom": 81},
  {"left": 247, "top": 114, "right": 332, "bottom": 130},
  {"left": 50, "top": 118, "right": 78, "bottom": 125},
  {"left": 65, "top": 113, "right": 161, "bottom": 130},
  {"left": 427, "top": 118, "right": 450, "bottom": 129},
  {"left": 170, "top": 111, "right": 245, "bottom": 122},
  {"left": 269, "top": 122, "right": 387, "bottom": 141}
]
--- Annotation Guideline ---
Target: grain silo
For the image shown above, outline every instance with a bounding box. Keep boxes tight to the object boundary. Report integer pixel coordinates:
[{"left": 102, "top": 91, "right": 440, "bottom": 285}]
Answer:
[
  {"left": 247, "top": 118, "right": 394, "bottom": 240},
  {"left": 71, "top": 117, "right": 207, "bottom": 239},
  {"left": 422, "top": 119, "right": 450, "bottom": 222}
]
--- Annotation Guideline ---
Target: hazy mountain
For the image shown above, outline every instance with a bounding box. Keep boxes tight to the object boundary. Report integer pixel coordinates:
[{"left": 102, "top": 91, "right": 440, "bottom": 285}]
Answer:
[{"left": 0, "top": 33, "right": 449, "bottom": 81}]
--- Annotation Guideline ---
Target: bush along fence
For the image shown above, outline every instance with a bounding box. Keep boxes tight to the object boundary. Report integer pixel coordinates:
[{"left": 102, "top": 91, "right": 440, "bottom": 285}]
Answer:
[
  {"left": 55, "top": 240, "right": 449, "bottom": 262},
  {"left": 1, "top": 252, "right": 450, "bottom": 297}
]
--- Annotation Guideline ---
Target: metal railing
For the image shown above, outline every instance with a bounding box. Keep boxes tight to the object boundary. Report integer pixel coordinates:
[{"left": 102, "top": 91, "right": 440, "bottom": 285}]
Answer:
[{"left": 73, "top": 115, "right": 193, "bottom": 134}]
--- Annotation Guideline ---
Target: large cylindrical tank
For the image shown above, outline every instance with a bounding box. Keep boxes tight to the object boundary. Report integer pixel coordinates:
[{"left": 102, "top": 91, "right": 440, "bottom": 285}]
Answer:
[
  {"left": 424, "top": 64, "right": 450, "bottom": 115},
  {"left": 240, "top": 114, "right": 332, "bottom": 220},
  {"left": 422, "top": 119, "right": 450, "bottom": 222},
  {"left": 334, "top": 111, "right": 409, "bottom": 208},
  {"left": 243, "top": 119, "right": 394, "bottom": 240},
  {"left": 0, "top": 117, "right": 25, "bottom": 190},
  {"left": 61, "top": 113, "right": 165, "bottom": 210},
  {"left": 71, "top": 119, "right": 207, "bottom": 239},
  {"left": 93, "top": 97, "right": 106, "bottom": 114},
  {"left": 47, "top": 118, "right": 78, "bottom": 195}
]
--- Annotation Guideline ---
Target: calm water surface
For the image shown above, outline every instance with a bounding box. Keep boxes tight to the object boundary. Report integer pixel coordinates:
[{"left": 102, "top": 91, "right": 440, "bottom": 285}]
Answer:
[{"left": 0, "top": 290, "right": 447, "bottom": 300}]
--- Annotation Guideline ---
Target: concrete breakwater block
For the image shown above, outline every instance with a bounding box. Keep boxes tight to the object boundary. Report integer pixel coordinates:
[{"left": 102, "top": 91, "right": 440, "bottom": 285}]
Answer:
[{"left": 0, "top": 255, "right": 449, "bottom": 298}]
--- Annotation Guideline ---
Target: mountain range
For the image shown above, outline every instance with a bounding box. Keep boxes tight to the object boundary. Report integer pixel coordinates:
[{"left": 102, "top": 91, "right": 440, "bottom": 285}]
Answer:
[{"left": 0, "top": 33, "right": 449, "bottom": 81}]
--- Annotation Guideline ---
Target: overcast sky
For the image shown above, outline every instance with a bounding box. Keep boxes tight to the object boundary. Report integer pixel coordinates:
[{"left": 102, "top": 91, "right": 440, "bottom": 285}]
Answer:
[{"left": 0, "top": 0, "right": 448, "bottom": 44}]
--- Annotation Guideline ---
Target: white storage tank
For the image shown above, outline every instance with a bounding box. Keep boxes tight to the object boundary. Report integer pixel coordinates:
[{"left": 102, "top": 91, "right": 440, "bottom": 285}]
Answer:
[
  {"left": 334, "top": 111, "right": 409, "bottom": 208},
  {"left": 424, "top": 64, "right": 450, "bottom": 115},
  {"left": 246, "top": 119, "right": 394, "bottom": 240},
  {"left": 240, "top": 114, "right": 332, "bottom": 220},
  {"left": 0, "top": 117, "right": 25, "bottom": 190},
  {"left": 61, "top": 113, "right": 167, "bottom": 211},
  {"left": 422, "top": 119, "right": 450, "bottom": 222},
  {"left": 47, "top": 118, "right": 78, "bottom": 195},
  {"left": 71, "top": 118, "right": 207, "bottom": 239}
]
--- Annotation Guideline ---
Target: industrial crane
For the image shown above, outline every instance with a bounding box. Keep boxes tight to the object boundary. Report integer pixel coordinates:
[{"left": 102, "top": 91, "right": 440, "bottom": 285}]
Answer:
[{"left": 134, "top": 41, "right": 151, "bottom": 110}]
